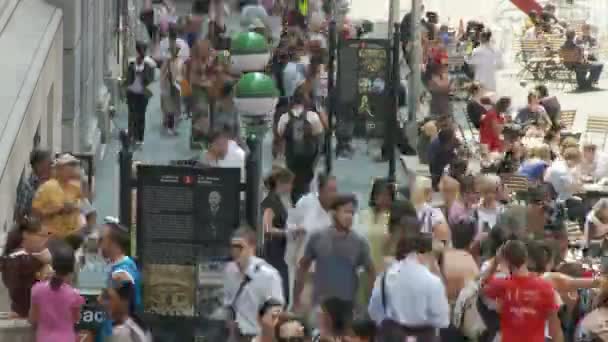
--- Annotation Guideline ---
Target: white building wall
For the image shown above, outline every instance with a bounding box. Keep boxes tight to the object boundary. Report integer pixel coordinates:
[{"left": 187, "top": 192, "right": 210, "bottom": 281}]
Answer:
[{"left": 0, "top": 0, "right": 63, "bottom": 241}]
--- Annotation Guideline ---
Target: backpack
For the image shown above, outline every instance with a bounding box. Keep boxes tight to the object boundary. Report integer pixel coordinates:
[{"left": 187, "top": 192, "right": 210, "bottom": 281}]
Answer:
[
  {"left": 452, "top": 279, "right": 500, "bottom": 342},
  {"left": 284, "top": 110, "right": 319, "bottom": 163}
]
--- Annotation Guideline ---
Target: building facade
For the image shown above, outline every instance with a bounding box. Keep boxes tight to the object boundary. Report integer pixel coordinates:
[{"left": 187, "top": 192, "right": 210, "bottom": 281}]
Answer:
[
  {"left": 0, "top": 0, "right": 120, "bottom": 243},
  {"left": 0, "top": 0, "right": 63, "bottom": 235}
]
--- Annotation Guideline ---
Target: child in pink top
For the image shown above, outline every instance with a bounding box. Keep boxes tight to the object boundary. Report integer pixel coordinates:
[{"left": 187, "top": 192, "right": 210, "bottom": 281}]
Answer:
[{"left": 30, "top": 242, "right": 84, "bottom": 342}]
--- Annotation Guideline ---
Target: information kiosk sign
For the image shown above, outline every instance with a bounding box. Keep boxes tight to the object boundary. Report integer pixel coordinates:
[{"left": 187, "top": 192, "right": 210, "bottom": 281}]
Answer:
[
  {"left": 336, "top": 39, "right": 392, "bottom": 138},
  {"left": 135, "top": 165, "right": 240, "bottom": 328}
]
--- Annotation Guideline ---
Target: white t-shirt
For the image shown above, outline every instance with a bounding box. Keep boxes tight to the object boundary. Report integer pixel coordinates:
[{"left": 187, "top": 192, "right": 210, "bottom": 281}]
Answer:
[
  {"left": 218, "top": 140, "right": 246, "bottom": 182},
  {"left": 277, "top": 108, "right": 324, "bottom": 137}
]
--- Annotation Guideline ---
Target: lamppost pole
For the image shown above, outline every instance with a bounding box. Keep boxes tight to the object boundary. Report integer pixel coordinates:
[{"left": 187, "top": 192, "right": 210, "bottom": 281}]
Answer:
[
  {"left": 388, "top": 0, "right": 401, "bottom": 38},
  {"left": 388, "top": 23, "right": 401, "bottom": 183},
  {"left": 326, "top": 17, "right": 337, "bottom": 174},
  {"left": 118, "top": 130, "right": 133, "bottom": 228},
  {"left": 408, "top": 0, "right": 423, "bottom": 123}
]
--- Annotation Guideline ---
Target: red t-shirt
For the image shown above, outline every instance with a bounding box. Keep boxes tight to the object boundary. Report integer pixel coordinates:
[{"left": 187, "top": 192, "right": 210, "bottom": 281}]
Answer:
[
  {"left": 479, "top": 109, "right": 504, "bottom": 152},
  {"left": 484, "top": 274, "right": 559, "bottom": 342}
]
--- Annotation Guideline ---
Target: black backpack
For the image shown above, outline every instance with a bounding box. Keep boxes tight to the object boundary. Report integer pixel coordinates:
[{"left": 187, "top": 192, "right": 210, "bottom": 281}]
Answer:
[{"left": 284, "top": 111, "right": 319, "bottom": 163}]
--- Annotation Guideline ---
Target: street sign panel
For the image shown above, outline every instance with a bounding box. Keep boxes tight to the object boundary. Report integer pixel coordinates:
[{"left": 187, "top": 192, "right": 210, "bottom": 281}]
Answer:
[{"left": 337, "top": 39, "right": 392, "bottom": 138}]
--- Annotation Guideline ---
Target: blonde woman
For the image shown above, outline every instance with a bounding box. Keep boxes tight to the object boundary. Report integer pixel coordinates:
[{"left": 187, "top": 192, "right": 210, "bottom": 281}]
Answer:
[
  {"left": 411, "top": 177, "right": 447, "bottom": 235},
  {"left": 439, "top": 176, "right": 467, "bottom": 225},
  {"left": 474, "top": 174, "right": 504, "bottom": 238}
]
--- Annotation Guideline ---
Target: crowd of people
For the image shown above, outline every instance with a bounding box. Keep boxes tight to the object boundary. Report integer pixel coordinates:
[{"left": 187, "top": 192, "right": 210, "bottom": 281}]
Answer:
[{"left": 5, "top": 0, "right": 608, "bottom": 342}]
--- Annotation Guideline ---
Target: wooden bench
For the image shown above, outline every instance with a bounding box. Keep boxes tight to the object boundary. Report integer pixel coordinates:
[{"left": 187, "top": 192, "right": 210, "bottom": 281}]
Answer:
[{"left": 585, "top": 116, "right": 608, "bottom": 148}]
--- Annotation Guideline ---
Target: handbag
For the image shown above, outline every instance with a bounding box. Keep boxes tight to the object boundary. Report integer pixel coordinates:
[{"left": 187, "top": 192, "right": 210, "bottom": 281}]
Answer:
[{"left": 181, "top": 79, "right": 192, "bottom": 97}]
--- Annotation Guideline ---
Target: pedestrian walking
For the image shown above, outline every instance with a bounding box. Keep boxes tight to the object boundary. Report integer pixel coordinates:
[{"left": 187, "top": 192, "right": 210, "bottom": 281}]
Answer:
[
  {"left": 224, "top": 227, "right": 284, "bottom": 342},
  {"left": 126, "top": 42, "right": 156, "bottom": 145},
  {"left": 160, "top": 39, "right": 183, "bottom": 136},
  {"left": 277, "top": 87, "right": 324, "bottom": 203}
]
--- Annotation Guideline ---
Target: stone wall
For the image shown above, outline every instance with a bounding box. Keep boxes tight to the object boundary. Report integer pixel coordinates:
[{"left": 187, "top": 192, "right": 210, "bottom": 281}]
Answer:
[
  {"left": 0, "top": 319, "right": 34, "bottom": 342},
  {"left": 46, "top": 0, "right": 119, "bottom": 156},
  {"left": 0, "top": 0, "right": 63, "bottom": 309}
]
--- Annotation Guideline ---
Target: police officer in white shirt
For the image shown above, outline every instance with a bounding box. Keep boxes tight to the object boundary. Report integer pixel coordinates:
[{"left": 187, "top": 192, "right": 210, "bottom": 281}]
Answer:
[
  {"left": 368, "top": 232, "right": 449, "bottom": 342},
  {"left": 224, "top": 227, "right": 285, "bottom": 342}
]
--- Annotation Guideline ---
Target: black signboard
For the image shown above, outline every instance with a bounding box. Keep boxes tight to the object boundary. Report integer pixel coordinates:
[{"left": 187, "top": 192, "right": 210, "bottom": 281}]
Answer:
[
  {"left": 337, "top": 39, "right": 392, "bottom": 138},
  {"left": 136, "top": 165, "right": 241, "bottom": 264},
  {"left": 136, "top": 165, "right": 240, "bottom": 321}
]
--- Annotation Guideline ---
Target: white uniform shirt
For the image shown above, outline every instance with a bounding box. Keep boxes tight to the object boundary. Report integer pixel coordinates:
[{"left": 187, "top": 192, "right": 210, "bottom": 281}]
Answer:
[
  {"left": 368, "top": 254, "right": 450, "bottom": 329},
  {"left": 223, "top": 256, "right": 285, "bottom": 336},
  {"left": 466, "top": 43, "right": 503, "bottom": 92}
]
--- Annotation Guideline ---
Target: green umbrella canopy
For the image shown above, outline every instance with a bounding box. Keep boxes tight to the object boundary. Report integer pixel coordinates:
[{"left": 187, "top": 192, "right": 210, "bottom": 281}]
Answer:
[
  {"left": 230, "top": 32, "right": 269, "bottom": 55},
  {"left": 234, "top": 72, "right": 279, "bottom": 98}
]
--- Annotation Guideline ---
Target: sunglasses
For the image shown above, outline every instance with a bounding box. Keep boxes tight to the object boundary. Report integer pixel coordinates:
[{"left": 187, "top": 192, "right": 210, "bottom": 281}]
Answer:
[{"left": 230, "top": 243, "right": 245, "bottom": 250}]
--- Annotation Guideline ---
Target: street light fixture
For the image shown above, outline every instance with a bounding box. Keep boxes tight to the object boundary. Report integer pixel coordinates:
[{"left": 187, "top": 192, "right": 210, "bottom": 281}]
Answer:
[
  {"left": 230, "top": 32, "right": 271, "bottom": 74},
  {"left": 233, "top": 71, "right": 278, "bottom": 236}
]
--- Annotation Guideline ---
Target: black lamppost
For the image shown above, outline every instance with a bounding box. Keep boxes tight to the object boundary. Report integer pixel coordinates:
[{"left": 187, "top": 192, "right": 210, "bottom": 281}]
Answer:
[{"left": 118, "top": 129, "right": 133, "bottom": 227}]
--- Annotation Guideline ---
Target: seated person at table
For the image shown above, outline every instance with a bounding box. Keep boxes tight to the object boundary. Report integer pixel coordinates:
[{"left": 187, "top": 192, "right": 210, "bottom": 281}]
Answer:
[
  {"left": 518, "top": 158, "right": 549, "bottom": 184},
  {"left": 584, "top": 198, "right": 608, "bottom": 248},
  {"left": 560, "top": 29, "right": 603, "bottom": 90},
  {"left": 576, "top": 23, "right": 598, "bottom": 60},
  {"left": 580, "top": 143, "right": 608, "bottom": 181},
  {"left": 480, "top": 96, "right": 509, "bottom": 152},
  {"left": 466, "top": 82, "right": 489, "bottom": 129},
  {"left": 544, "top": 147, "right": 586, "bottom": 224},
  {"left": 580, "top": 143, "right": 598, "bottom": 181},
  {"left": 535, "top": 85, "right": 561, "bottom": 126},
  {"left": 516, "top": 91, "right": 552, "bottom": 129}
]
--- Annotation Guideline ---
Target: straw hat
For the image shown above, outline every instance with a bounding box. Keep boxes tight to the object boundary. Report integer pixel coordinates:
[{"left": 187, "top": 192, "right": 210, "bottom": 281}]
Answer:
[{"left": 53, "top": 153, "right": 80, "bottom": 166}]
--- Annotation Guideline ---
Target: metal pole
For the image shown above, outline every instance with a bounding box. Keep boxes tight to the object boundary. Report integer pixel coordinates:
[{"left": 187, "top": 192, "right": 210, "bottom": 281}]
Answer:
[
  {"left": 403, "top": 0, "right": 422, "bottom": 158},
  {"left": 121, "top": 0, "right": 129, "bottom": 77},
  {"left": 118, "top": 130, "right": 133, "bottom": 228},
  {"left": 408, "top": 0, "right": 422, "bottom": 123},
  {"left": 388, "top": 0, "right": 401, "bottom": 39},
  {"left": 245, "top": 136, "right": 263, "bottom": 231},
  {"left": 116, "top": 0, "right": 121, "bottom": 65},
  {"left": 325, "top": 13, "right": 337, "bottom": 174},
  {"left": 388, "top": 23, "right": 401, "bottom": 183}
]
